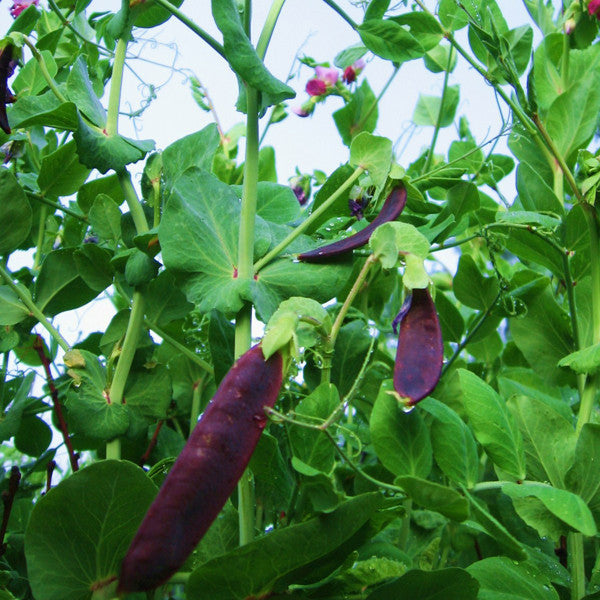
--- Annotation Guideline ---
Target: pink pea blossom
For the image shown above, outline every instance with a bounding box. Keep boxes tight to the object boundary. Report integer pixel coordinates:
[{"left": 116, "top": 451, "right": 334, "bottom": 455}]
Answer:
[
  {"left": 589, "top": 0, "right": 600, "bottom": 18},
  {"left": 305, "top": 66, "right": 338, "bottom": 97},
  {"left": 10, "top": 0, "right": 39, "bottom": 18},
  {"left": 342, "top": 59, "right": 366, "bottom": 84}
]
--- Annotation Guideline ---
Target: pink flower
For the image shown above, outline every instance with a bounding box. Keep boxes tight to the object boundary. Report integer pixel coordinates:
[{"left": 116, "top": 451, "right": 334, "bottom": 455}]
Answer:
[
  {"left": 10, "top": 0, "right": 39, "bottom": 18},
  {"left": 342, "top": 59, "right": 366, "bottom": 84},
  {"left": 292, "top": 100, "right": 315, "bottom": 118},
  {"left": 589, "top": 0, "right": 600, "bottom": 18},
  {"left": 305, "top": 66, "right": 338, "bottom": 97}
]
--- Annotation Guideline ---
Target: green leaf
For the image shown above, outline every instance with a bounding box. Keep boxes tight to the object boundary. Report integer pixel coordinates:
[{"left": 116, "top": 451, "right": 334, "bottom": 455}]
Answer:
[
  {"left": 396, "top": 476, "right": 469, "bottom": 521},
  {"left": 508, "top": 395, "right": 576, "bottom": 488},
  {"left": 453, "top": 255, "right": 499, "bottom": 310},
  {"left": 66, "top": 55, "right": 106, "bottom": 127},
  {"left": 15, "top": 415, "right": 52, "bottom": 456},
  {"left": 333, "top": 79, "right": 378, "bottom": 146},
  {"left": 77, "top": 174, "right": 123, "bottom": 214},
  {"left": 186, "top": 493, "right": 384, "bottom": 600},
  {"left": 0, "top": 373, "right": 34, "bottom": 442},
  {"left": 367, "top": 567, "right": 478, "bottom": 600},
  {"left": 467, "top": 556, "right": 559, "bottom": 600},
  {"left": 419, "top": 398, "right": 479, "bottom": 487},
  {"left": 516, "top": 162, "right": 563, "bottom": 214},
  {"left": 211, "top": 0, "right": 295, "bottom": 112},
  {"left": 330, "top": 320, "right": 372, "bottom": 396},
  {"left": 143, "top": 270, "right": 193, "bottom": 328},
  {"left": 208, "top": 310, "right": 235, "bottom": 385},
  {"left": 510, "top": 285, "right": 574, "bottom": 387},
  {"left": 370, "top": 222, "right": 430, "bottom": 269},
  {"left": 8, "top": 92, "right": 78, "bottom": 130},
  {"left": 435, "top": 291, "right": 464, "bottom": 343},
  {"left": 162, "top": 124, "right": 221, "bottom": 189},
  {"left": 74, "top": 113, "right": 154, "bottom": 174},
  {"left": 565, "top": 423, "right": 600, "bottom": 520},
  {"left": 0, "top": 286, "right": 29, "bottom": 326},
  {"left": 438, "top": 0, "right": 469, "bottom": 30},
  {"left": 124, "top": 365, "right": 172, "bottom": 420},
  {"left": 358, "top": 19, "right": 425, "bottom": 65},
  {"left": 34, "top": 248, "right": 100, "bottom": 316},
  {"left": 131, "top": 0, "right": 184, "bottom": 27},
  {"left": 89, "top": 194, "right": 122, "bottom": 245},
  {"left": 288, "top": 383, "right": 339, "bottom": 473},
  {"left": 464, "top": 490, "right": 528, "bottom": 560},
  {"left": 370, "top": 380, "right": 432, "bottom": 478},
  {"left": 0, "top": 168, "right": 32, "bottom": 255},
  {"left": 558, "top": 342, "right": 600, "bottom": 374},
  {"left": 349, "top": 132, "right": 392, "bottom": 188},
  {"left": 254, "top": 182, "right": 302, "bottom": 224},
  {"left": 38, "top": 140, "right": 91, "bottom": 197},
  {"left": 413, "top": 85, "right": 459, "bottom": 127},
  {"left": 25, "top": 460, "right": 157, "bottom": 600},
  {"left": 503, "top": 482, "right": 597, "bottom": 537},
  {"left": 457, "top": 369, "right": 526, "bottom": 480},
  {"left": 13, "top": 50, "right": 57, "bottom": 96},
  {"left": 73, "top": 244, "right": 114, "bottom": 292}
]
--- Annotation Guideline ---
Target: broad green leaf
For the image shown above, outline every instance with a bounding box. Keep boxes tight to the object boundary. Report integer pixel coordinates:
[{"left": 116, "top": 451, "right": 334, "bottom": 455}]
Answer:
[
  {"left": 565, "top": 423, "right": 600, "bottom": 520},
  {"left": 25, "top": 460, "right": 157, "bottom": 600},
  {"left": 74, "top": 113, "right": 154, "bottom": 174},
  {"left": 38, "top": 140, "right": 91, "bottom": 197},
  {"left": 510, "top": 285, "right": 574, "bottom": 387},
  {"left": 254, "top": 182, "right": 302, "bottom": 224},
  {"left": 143, "top": 270, "right": 193, "bottom": 327},
  {"left": 392, "top": 12, "right": 443, "bottom": 52},
  {"left": 503, "top": 482, "right": 597, "bottom": 537},
  {"left": 34, "top": 248, "right": 100, "bottom": 316},
  {"left": 162, "top": 124, "right": 221, "bottom": 189},
  {"left": 370, "top": 221, "right": 430, "bottom": 268},
  {"left": 89, "top": 194, "right": 122, "bottom": 245},
  {"left": 396, "top": 476, "right": 469, "bottom": 521},
  {"left": 504, "top": 228, "right": 564, "bottom": 277},
  {"left": 358, "top": 19, "right": 424, "bottom": 64},
  {"left": 367, "top": 567, "right": 478, "bottom": 600},
  {"left": 124, "top": 365, "right": 172, "bottom": 420},
  {"left": 15, "top": 414, "right": 52, "bottom": 457},
  {"left": 516, "top": 162, "right": 563, "bottom": 214},
  {"left": 77, "top": 174, "right": 123, "bottom": 213},
  {"left": 413, "top": 85, "right": 459, "bottom": 127},
  {"left": 424, "top": 43, "right": 457, "bottom": 73},
  {"left": 453, "top": 254, "right": 499, "bottom": 310},
  {"left": 0, "top": 168, "right": 32, "bottom": 254},
  {"left": 211, "top": 0, "right": 295, "bottom": 112},
  {"left": 420, "top": 398, "right": 479, "bottom": 487},
  {"left": 288, "top": 383, "right": 339, "bottom": 473},
  {"left": 507, "top": 396, "right": 575, "bottom": 488},
  {"left": 0, "top": 373, "right": 34, "bottom": 442},
  {"left": 464, "top": 490, "right": 528, "bottom": 560},
  {"left": 496, "top": 211, "right": 561, "bottom": 229},
  {"left": 370, "top": 380, "right": 432, "bottom": 478},
  {"left": 349, "top": 132, "right": 392, "bottom": 187},
  {"left": 403, "top": 254, "right": 429, "bottom": 289},
  {"left": 446, "top": 182, "right": 480, "bottom": 222},
  {"left": 8, "top": 92, "right": 78, "bottom": 130},
  {"left": 467, "top": 556, "right": 559, "bottom": 600},
  {"left": 333, "top": 79, "right": 378, "bottom": 146},
  {"left": 438, "top": 0, "right": 469, "bottom": 31},
  {"left": 12, "top": 50, "right": 57, "bottom": 96},
  {"left": 558, "top": 343, "right": 600, "bottom": 374},
  {"left": 435, "top": 290, "right": 464, "bottom": 343},
  {"left": 73, "top": 244, "right": 113, "bottom": 292},
  {"left": 131, "top": 0, "right": 184, "bottom": 27},
  {"left": 329, "top": 320, "right": 372, "bottom": 397},
  {"left": 208, "top": 310, "right": 235, "bottom": 385},
  {"left": 66, "top": 55, "right": 106, "bottom": 127},
  {"left": 457, "top": 369, "right": 526, "bottom": 480},
  {"left": 0, "top": 286, "right": 29, "bottom": 326},
  {"left": 186, "top": 493, "right": 384, "bottom": 600}
]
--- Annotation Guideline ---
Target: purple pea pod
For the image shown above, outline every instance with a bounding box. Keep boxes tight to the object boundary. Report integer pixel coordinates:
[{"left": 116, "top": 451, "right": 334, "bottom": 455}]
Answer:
[
  {"left": 298, "top": 185, "right": 407, "bottom": 262},
  {"left": 0, "top": 45, "right": 15, "bottom": 135},
  {"left": 393, "top": 287, "right": 443, "bottom": 406}
]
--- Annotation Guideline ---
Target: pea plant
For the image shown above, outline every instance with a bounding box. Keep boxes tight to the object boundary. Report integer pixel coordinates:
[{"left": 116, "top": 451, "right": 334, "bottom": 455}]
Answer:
[{"left": 1, "top": 0, "right": 600, "bottom": 598}]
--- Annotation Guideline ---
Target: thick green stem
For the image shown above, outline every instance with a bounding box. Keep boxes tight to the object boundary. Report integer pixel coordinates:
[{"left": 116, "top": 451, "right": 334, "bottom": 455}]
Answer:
[
  {"left": 569, "top": 532, "right": 587, "bottom": 600},
  {"left": 321, "top": 255, "right": 377, "bottom": 385},
  {"left": 0, "top": 265, "right": 70, "bottom": 352},
  {"left": 118, "top": 170, "right": 149, "bottom": 234},
  {"left": 235, "top": 85, "right": 261, "bottom": 546},
  {"left": 106, "top": 37, "right": 128, "bottom": 136},
  {"left": 152, "top": 0, "right": 226, "bottom": 59},
  {"left": 253, "top": 166, "right": 364, "bottom": 271},
  {"left": 423, "top": 48, "right": 454, "bottom": 174}
]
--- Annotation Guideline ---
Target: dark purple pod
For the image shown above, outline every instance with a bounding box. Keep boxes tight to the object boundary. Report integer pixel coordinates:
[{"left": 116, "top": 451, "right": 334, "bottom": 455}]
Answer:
[
  {"left": 298, "top": 185, "right": 407, "bottom": 262},
  {"left": 0, "top": 45, "right": 14, "bottom": 135},
  {"left": 118, "top": 345, "right": 283, "bottom": 594},
  {"left": 393, "top": 288, "right": 442, "bottom": 406}
]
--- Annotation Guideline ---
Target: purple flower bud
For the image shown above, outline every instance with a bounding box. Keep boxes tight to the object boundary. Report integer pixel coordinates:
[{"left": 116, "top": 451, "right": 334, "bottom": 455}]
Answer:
[
  {"left": 10, "top": 0, "right": 39, "bottom": 18},
  {"left": 589, "top": 0, "right": 600, "bottom": 18},
  {"left": 342, "top": 59, "right": 365, "bottom": 84},
  {"left": 306, "top": 78, "right": 327, "bottom": 97},
  {"left": 348, "top": 199, "right": 365, "bottom": 220}
]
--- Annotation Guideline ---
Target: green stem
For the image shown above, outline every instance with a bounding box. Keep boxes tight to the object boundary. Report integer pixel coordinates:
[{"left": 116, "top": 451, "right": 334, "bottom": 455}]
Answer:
[
  {"left": 569, "top": 532, "right": 586, "bottom": 600},
  {"left": 356, "top": 66, "right": 399, "bottom": 133},
  {"left": 321, "top": 0, "right": 358, "bottom": 29},
  {"left": 423, "top": 48, "right": 454, "bottom": 174},
  {"left": 256, "top": 0, "right": 286, "bottom": 59},
  {"left": 33, "top": 205, "right": 47, "bottom": 271},
  {"left": 153, "top": 0, "right": 226, "bottom": 58},
  {"left": 145, "top": 320, "right": 214, "bottom": 375},
  {"left": 243, "top": 0, "right": 252, "bottom": 38},
  {"left": 118, "top": 170, "right": 149, "bottom": 234},
  {"left": 25, "top": 191, "right": 88, "bottom": 222},
  {"left": 22, "top": 38, "right": 68, "bottom": 103},
  {"left": 253, "top": 166, "right": 364, "bottom": 271},
  {"left": 399, "top": 499, "right": 413, "bottom": 549},
  {"left": 430, "top": 234, "right": 480, "bottom": 252},
  {"left": 190, "top": 380, "right": 202, "bottom": 433},
  {"left": 236, "top": 85, "right": 261, "bottom": 547},
  {"left": 106, "top": 37, "right": 127, "bottom": 136},
  {"left": 0, "top": 265, "right": 70, "bottom": 352}
]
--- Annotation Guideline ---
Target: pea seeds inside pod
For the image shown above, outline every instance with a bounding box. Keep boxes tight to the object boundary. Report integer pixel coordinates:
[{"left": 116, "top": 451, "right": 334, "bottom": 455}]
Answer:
[
  {"left": 118, "top": 345, "right": 283, "bottom": 594},
  {"left": 393, "top": 287, "right": 443, "bottom": 406},
  {"left": 297, "top": 184, "right": 407, "bottom": 262}
]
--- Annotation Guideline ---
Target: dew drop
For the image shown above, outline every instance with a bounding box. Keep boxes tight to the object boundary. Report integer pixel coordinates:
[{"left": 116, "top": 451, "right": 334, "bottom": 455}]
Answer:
[{"left": 401, "top": 404, "right": 415, "bottom": 414}]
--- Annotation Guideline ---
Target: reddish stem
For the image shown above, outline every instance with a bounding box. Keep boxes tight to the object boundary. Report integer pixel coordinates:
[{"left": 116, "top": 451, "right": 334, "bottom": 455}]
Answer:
[
  {"left": 45, "top": 459, "right": 56, "bottom": 494},
  {"left": 32, "top": 336, "right": 79, "bottom": 472},
  {"left": 0, "top": 466, "right": 21, "bottom": 556},
  {"left": 139, "top": 420, "right": 164, "bottom": 466}
]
